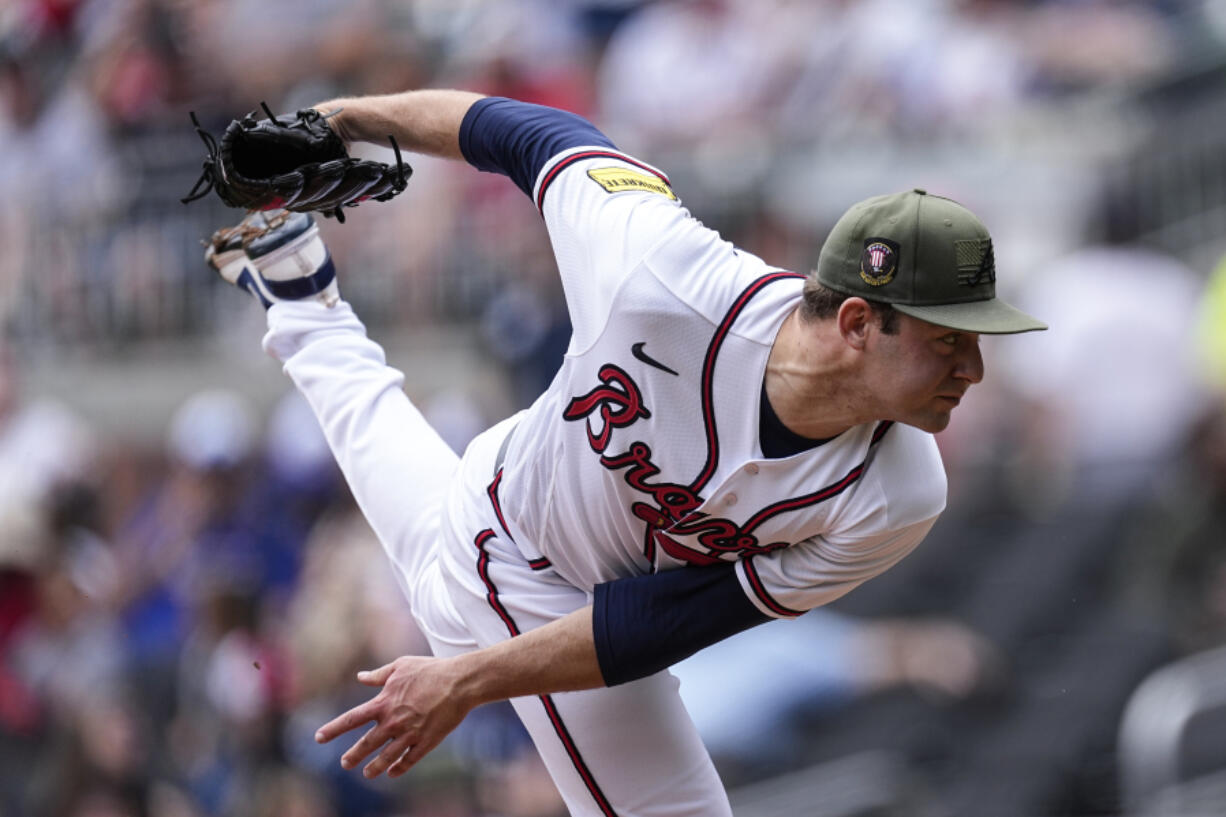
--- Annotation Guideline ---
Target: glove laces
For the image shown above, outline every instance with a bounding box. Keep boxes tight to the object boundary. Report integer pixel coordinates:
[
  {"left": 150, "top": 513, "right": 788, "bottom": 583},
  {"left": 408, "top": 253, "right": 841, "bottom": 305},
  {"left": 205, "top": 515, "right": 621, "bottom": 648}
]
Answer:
[{"left": 181, "top": 111, "right": 220, "bottom": 204}]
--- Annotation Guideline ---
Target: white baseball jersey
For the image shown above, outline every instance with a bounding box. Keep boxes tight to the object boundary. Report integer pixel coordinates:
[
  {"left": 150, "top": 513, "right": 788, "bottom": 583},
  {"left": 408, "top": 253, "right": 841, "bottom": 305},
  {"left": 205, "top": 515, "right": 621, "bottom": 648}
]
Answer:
[
  {"left": 446, "top": 144, "right": 947, "bottom": 619},
  {"left": 265, "top": 102, "right": 951, "bottom": 817}
]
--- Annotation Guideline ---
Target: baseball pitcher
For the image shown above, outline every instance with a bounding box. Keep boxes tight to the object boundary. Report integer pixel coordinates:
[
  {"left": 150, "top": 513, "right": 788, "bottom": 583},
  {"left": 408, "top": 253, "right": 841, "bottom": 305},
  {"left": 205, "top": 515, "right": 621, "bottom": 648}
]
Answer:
[{"left": 201, "top": 90, "right": 1045, "bottom": 816}]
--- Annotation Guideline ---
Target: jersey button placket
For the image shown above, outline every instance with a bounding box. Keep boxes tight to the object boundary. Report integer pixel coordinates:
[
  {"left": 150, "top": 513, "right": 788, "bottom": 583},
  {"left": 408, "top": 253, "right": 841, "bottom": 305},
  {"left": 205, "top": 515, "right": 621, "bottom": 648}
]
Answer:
[
  {"left": 723, "top": 493, "right": 737, "bottom": 507},
  {"left": 744, "top": 463, "right": 759, "bottom": 475}
]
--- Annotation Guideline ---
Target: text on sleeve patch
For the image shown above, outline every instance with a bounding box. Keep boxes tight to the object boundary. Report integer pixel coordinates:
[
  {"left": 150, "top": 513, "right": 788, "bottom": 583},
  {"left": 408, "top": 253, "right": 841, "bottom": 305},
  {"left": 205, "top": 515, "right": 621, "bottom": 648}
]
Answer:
[{"left": 587, "top": 167, "right": 677, "bottom": 200}]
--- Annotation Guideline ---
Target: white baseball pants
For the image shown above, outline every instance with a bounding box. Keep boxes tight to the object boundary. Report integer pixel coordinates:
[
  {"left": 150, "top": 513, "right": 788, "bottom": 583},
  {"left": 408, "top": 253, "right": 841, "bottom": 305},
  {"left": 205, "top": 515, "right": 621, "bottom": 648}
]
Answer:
[{"left": 264, "top": 299, "right": 731, "bottom": 817}]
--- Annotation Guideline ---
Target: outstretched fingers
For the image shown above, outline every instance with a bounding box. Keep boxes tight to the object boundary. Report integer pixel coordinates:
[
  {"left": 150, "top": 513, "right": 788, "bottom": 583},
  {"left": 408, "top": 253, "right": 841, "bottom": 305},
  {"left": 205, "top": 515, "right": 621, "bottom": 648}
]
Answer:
[
  {"left": 357, "top": 661, "right": 397, "bottom": 687},
  {"left": 387, "top": 735, "right": 442, "bottom": 778},
  {"left": 315, "top": 662, "right": 400, "bottom": 745},
  {"left": 362, "top": 732, "right": 416, "bottom": 778},
  {"left": 315, "top": 654, "right": 474, "bottom": 779},
  {"left": 315, "top": 698, "right": 380, "bottom": 745},
  {"left": 341, "top": 722, "right": 397, "bottom": 771}
]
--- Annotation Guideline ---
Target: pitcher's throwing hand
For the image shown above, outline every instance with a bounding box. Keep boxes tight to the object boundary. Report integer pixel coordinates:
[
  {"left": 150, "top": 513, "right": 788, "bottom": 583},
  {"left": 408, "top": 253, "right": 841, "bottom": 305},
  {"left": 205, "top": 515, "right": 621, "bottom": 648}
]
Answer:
[{"left": 314, "top": 657, "right": 471, "bottom": 779}]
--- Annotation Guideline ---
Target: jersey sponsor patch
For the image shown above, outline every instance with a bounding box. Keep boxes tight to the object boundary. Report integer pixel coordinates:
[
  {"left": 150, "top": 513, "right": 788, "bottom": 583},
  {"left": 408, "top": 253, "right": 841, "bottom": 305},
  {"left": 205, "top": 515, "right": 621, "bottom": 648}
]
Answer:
[{"left": 587, "top": 167, "right": 677, "bottom": 200}]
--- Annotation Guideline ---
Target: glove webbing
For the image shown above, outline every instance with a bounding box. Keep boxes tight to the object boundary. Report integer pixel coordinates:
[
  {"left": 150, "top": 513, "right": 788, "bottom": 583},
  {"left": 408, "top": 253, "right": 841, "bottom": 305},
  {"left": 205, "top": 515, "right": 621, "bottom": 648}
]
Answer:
[{"left": 180, "top": 105, "right": 410, "bottom": 223}]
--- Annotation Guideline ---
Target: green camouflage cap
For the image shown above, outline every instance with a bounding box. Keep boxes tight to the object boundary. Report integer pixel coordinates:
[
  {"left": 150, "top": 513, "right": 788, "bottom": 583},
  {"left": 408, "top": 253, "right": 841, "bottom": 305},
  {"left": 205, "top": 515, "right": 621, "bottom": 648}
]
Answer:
[{"left": 815, "top": 189, "right": 1046, "bottom": 334}]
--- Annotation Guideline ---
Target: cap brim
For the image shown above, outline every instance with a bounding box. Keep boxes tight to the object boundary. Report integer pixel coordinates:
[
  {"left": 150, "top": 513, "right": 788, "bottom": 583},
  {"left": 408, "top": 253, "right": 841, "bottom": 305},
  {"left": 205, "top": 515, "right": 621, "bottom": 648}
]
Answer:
[{"left": 892, "top": 297, "right": 1047, "bottom": 334}]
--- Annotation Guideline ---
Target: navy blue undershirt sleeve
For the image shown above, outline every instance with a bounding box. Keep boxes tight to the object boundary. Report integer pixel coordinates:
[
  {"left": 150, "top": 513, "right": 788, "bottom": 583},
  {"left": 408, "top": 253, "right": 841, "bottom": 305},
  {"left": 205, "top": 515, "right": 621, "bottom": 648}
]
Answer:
[
  {"left": 593, "top": 562, "right": 771, "bottom": 687},
  {"left": 458, "top": 97, "right": 617, "bottom": 198}
]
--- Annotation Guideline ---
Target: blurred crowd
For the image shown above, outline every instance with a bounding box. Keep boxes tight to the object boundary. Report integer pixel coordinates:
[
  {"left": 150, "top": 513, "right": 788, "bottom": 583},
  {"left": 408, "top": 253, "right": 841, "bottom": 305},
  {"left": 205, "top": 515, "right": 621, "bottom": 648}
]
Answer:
[
  {"left": 5, "top": 1, "right": 1226, "bottom": 816},
  {"left": 0, "top": 0, "right": 1207, "bottom": 348}
]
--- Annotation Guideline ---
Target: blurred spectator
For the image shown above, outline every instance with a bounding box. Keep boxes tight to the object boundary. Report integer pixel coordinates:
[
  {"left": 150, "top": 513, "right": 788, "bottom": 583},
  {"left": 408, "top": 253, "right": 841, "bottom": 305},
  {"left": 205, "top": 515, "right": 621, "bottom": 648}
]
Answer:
[
  {"left": 0, "top": 340, "right": 103, "bottom": 695},
  {"left": 1024, "top": 0, "right": 1176, "bottom": 92},
  {"left": 673, "top": 610, "right": 1002, "bottom": 778},
  {"left": 998, "top": 200, "right": 1207, "bottom": 507},
  {"left": 1112, "top": 407, "right": 1226, "bottom": 656},
  {"left": 479, "top": 282, "right": 571, "bottom": 410},
  {"left": 596, "top": 0, "right": 802, "bottom": 153},
  {"left": 0, "top": 374, "right": 97, "bottom": 518},
  {"left": 110, "top": 390, "right": 270, "bottom": 721},
  {"left": 1108, "top": 248, "right": 1226, "bottom": 657},
  {"left": 422, "top": 389, "right": 490, "bottom": 455},
  {"left": 0, "top": 343, "right": 130, "bottom": 817}
]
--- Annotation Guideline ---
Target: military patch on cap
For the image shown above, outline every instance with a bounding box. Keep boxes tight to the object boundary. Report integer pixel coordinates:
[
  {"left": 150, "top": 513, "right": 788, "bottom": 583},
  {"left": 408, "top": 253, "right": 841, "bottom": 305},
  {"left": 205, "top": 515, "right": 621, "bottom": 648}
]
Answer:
[
  {"left": 956, "top": 238, "right": 995, "bottom": 287},
  {"left": 860, "top": 238, "right": 899, "bottom": 286},
  {"left": 587, "top": 167, "right": 677, "bottom": 200}
]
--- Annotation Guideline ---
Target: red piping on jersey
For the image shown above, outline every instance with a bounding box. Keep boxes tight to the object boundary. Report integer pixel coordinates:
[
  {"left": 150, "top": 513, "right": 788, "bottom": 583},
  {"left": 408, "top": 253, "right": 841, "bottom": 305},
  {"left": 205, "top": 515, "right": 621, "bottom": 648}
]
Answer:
[
  {"left": 737, "top": 422, "right": 895, "bottom": 533},
  {"left": 535, "top": 150, "right": 671, "bottom": 212},
  {"left": 655, "top": 530, "right": 724, "bottom": 566},
  {"left": 734, "top": 421, "right": 894, "bottom": 616},
  {"left": 488, "top": 469, "right": 551, "bottom": 570},
  {"left": 690, "top": 271, "right": 806, "bottom": 494},
  {"left": 474, "top": 529, "right": 519, "bottom": 634},
  {"left": 742, "top": 556, "right": 805, "bottom": 618},
  {"left": 741, "top": 464, "right": 864, "bottom": 533},
  {"left": 471, "top": 528, "right": 614, "bottom": 815},
  {"left": 485, "top": 463, "right": 514, "bottom": 539},
  {"left": 870, "top": 420, "right": 893, "bottom": 445}
]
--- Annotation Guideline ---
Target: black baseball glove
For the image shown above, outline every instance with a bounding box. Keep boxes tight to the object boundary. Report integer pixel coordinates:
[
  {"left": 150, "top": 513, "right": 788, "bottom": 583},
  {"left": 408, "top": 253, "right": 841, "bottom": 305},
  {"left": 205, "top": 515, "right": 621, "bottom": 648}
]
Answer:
[{"left": 182, "top": 103, "right": 410, "bottom": 223}]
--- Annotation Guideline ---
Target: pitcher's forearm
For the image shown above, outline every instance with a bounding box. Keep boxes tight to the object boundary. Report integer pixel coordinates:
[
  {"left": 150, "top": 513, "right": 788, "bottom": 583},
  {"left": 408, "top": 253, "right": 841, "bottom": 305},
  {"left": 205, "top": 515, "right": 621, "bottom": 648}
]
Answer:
[
  {"left": 316, "top": 90, "right": 486, "bottom": 159},
  {"left": 453, "top": 606, "right": 605, "bottom": 705}
]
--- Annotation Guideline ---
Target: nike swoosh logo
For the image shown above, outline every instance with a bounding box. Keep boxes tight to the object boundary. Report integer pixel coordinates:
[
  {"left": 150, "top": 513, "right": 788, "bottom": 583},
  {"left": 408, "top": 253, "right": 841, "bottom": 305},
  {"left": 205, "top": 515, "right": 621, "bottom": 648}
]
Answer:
[{"left": 632, "top": 342, "right": 679, "bottom": 376}]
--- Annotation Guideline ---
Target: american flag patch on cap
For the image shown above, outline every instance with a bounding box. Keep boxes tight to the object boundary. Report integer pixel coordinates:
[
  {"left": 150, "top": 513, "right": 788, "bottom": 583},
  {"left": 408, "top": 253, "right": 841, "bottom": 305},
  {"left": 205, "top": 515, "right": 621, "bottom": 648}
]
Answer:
[{"left": 956, "top": 239, "right": 995, "bottom": 287}]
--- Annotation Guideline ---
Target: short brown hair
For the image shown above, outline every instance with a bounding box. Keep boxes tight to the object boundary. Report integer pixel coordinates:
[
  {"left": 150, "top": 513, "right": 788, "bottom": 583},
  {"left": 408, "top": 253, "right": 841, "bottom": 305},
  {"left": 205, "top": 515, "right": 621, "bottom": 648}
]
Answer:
[{"left": 800, "top": 278, "right": 899, "bottom": 334}]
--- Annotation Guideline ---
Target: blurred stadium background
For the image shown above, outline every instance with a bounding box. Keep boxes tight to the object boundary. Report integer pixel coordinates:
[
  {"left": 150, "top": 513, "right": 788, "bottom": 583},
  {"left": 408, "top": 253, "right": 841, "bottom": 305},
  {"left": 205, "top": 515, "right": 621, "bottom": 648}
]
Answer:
[{"left": 5, "top": 0, "right": 1226, "bottom": 815}]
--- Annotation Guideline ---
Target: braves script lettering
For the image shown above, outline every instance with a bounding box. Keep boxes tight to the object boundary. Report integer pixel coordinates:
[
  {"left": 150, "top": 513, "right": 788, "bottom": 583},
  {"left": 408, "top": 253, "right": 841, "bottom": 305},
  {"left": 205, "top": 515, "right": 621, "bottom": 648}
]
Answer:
[
  {"left": 562, "top": 364, "right": 651, "bottom": 451},
  {"left": 564, "top": 364, "right": 784, "bottom": 566}
]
